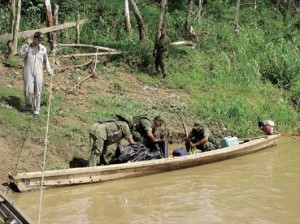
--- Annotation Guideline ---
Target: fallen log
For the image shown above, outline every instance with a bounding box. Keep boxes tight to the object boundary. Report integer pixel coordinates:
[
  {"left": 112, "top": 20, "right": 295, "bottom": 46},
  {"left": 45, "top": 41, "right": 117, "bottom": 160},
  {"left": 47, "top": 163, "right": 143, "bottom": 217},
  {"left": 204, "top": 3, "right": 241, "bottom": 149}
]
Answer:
[
  {"left": 170, "top": 41, "right": 195, "bottom": 46},
  {"left": 52, "top": 51, "right": 122, "bottom": 58},
  {"left": 57, "top": 43, "right": 118, "bottom": 52},
  {"left": 0, "top": 19, "right": 88, "bottom": 43}
]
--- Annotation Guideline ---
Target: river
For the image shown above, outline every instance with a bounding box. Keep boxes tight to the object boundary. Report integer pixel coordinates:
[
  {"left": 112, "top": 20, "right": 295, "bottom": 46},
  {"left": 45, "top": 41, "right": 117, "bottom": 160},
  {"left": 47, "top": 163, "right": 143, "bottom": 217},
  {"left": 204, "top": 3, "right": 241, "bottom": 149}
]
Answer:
[{"left": 10, "top": 137, "right": 300, "bottom": 224}]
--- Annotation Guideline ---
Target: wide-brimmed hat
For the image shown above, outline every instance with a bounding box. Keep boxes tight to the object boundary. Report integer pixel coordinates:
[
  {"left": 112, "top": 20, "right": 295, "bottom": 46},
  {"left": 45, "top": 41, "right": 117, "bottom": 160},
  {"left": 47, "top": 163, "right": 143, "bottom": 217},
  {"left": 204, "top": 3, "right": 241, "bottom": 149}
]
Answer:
[{"left": 154, "top": 115, "right": 164, "bottom": 123}]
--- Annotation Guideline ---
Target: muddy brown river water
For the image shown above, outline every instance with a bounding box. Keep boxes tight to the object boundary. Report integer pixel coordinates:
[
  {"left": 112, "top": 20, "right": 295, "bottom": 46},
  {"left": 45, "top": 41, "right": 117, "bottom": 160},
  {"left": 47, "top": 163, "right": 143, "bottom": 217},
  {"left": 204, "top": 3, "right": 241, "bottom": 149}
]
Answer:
[{"left": 9, "top": 137, "right": 300, "bottom": 224}]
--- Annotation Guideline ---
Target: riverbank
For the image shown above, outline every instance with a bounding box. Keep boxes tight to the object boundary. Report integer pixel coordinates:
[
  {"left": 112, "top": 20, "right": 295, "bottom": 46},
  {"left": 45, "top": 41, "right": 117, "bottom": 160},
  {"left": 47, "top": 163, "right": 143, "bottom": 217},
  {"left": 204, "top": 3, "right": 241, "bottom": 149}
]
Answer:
[{"left": 1, "top": 0, "right": 299, "bottom": 186}]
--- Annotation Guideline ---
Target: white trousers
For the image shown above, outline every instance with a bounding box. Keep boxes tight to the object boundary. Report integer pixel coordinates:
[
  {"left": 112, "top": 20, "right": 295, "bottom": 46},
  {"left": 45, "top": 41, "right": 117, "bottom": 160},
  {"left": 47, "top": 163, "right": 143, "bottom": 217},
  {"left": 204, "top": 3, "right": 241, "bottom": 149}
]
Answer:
[{"left": 23, "top": 72, "right": 43, "bottom": 113}]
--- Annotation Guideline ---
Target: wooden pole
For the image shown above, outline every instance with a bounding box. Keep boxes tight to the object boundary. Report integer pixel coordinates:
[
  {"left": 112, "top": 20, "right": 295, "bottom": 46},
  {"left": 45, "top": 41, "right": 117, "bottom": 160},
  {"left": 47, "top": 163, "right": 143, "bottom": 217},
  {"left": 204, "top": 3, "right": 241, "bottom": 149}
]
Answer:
[
  {"left": 177, "top": 114, "right": 188, "bottom": 139},
  {"left": 68, "top": 50, "right": 98, "bottom": 94},
  {"left": 51, "top": 51, "right": 122, "bottom": 58},
  {"left": 9, "top": 0, "right": 21, "bottom": 57},
  {"left": 57, "top": 43, "right": 118, "bottom": 52},
  {"left": 0, "top": 19, "right": 89, "bottom": 43},
  {"left": 56, "top": 59, "right": 93, "bottom": 71},
  {"left": 170, "top": 41, "right": 195, "bottom": 47},
  {"left": 76, "top": 13, "right": 80, "bottom": 44}
]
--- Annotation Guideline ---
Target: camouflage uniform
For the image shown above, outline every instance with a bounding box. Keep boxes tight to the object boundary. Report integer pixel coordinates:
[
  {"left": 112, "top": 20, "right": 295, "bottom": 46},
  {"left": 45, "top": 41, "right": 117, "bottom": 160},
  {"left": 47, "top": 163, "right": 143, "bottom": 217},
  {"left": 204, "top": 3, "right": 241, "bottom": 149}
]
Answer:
[
  {"left": 132, "top": 117, "right": 154, "bottom": 145},
  {"left": 153, "top": 34, "right": 171, "bottom": 78},
  {"left": 188, "top": 127, "right": 219, "bottom": 151},
  {"left": 88, "top": 121, "right": 132, "bottom": 166}
]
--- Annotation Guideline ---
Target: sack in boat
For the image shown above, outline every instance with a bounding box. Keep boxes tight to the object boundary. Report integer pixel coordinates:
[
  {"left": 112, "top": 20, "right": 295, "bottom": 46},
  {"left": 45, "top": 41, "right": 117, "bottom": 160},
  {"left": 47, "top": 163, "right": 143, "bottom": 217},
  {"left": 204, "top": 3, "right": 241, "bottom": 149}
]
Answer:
[
  {"left": 111, "top": 142, "right": 163, "bottom": 164},
  {"left": 172, "top": 148, "right": 188, "bottom": 157}
]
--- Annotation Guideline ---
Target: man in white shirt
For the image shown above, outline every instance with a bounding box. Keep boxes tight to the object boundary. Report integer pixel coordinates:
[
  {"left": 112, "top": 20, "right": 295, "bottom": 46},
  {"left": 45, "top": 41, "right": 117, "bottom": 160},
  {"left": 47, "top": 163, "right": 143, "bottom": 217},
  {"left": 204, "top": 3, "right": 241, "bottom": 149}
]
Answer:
[{"left": 19, "top": 32, "right": 53, "bottom": 117}]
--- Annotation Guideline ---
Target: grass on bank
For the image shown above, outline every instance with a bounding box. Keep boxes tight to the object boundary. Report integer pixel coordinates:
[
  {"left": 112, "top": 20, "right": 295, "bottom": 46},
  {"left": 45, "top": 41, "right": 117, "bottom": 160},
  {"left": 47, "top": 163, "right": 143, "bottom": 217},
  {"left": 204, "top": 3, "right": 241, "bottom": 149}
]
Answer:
[{"left": 0, "top": 0, "right": 300, "bottom": 170}]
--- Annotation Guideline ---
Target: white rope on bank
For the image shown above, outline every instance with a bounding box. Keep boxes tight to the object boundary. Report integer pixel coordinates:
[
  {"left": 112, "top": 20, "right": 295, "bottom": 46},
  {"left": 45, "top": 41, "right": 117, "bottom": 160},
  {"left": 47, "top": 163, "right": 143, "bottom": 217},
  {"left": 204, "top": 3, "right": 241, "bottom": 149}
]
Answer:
[{"left": 37, "top": 72, "right": 54, "bottom": 224}]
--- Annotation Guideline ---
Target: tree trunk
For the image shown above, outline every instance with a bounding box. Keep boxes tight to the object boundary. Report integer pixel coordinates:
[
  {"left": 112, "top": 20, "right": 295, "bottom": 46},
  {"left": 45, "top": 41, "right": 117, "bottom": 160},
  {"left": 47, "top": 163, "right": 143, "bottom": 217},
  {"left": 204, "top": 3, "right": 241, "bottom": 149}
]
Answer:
[
  {"left": 44, "top": 0, "right": 54, "bottom": 47},
  {"left": 9, "top": 0, "right": 21, "bottom": 57},
  {"left": 53, "top": 4, "right": 59, "bottom": 26},
  {"left": 277, "top": 0, "right": 282, "bottom": 9},
  {"left": 254, "top": 0, "right": 259, "bottom": 10},
  {"left": 9, "top": 0, "right": 15, "bottom": 34},
  {"left": 124, "top": 0, "right": 132, "bottom": 33},
  {"left": 185, "top": 0, "right": 193, "bottom": 32},
  {"left": 51, "top": 4, "right": 59, "bottom": 54},
  {"left": 128, "top": 0, "right": 146, "bottom": 41},
  {"left": 157, "top": 0, "right": 167, "bottom": 39},
  {"left": 197, "top": 0, "right": 203, "bottom": 23},
  {"left": 234, "top": 0, "right": 241, "bottom": 35},
  {"left": 76, "top": 13, "right": 80, "bottom": 44}
]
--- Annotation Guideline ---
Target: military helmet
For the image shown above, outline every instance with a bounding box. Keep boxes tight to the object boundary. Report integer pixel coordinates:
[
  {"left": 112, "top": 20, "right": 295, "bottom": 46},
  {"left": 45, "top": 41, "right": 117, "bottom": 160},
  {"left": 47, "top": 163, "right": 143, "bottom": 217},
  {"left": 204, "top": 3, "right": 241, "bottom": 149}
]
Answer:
[
  {"left": 116, "top": 115, "right": 133, "bottom": 128},
  {"left": 154, "top": 115, "right": 165, "bottom": 124},
  {"left": 193, "top": 120, "right": 205, "bottom": 129}
]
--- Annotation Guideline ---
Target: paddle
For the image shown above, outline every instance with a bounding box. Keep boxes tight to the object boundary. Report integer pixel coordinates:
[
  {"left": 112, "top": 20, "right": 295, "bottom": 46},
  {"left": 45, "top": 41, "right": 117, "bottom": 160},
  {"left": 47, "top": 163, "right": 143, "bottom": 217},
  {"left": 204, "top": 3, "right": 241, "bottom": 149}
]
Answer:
[
  {"left": 177, "top": 114, "right": 188, "bottom": 140},
  {"left": 277, "top": 131, "right": 300, "bottom": 142}
]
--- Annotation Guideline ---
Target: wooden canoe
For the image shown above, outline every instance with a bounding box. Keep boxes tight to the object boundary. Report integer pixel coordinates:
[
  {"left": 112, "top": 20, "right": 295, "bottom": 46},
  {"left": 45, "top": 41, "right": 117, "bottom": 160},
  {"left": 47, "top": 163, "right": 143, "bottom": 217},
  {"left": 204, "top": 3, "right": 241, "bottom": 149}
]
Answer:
[
  {"left": 0, "top": 192, "right": 33, "bottom": 224},
  {"left": 10, "top": 134, "right": 280, "bottom": 192}
]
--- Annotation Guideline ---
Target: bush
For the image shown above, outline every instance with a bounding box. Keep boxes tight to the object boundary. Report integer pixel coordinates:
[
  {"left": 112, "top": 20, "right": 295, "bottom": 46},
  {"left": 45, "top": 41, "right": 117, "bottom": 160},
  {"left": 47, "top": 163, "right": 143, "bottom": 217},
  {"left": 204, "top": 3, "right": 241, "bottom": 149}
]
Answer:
[{"left": 289, "top": 80, "right": 300, "bottom": 111}]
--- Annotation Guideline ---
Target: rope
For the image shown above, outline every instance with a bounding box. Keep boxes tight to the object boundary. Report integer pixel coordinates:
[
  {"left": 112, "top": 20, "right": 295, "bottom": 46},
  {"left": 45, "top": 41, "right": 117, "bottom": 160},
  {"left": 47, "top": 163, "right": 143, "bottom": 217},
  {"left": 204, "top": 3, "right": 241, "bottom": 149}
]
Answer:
[
  {"left": 37, "top": 73, "right": 53, "bottom": 224},
  {"left": 12, "top": 117, "right": 33, "bottom": 176}
]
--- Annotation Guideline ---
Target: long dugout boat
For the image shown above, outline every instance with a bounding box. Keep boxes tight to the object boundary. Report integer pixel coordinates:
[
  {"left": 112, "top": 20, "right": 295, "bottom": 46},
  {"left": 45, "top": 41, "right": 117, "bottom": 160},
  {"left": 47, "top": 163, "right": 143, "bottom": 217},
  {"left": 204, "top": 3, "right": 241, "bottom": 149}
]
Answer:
[
  {"left": 0, "top": 192, "right": 33, "bottom": 224},
  {"left": 10, "top": 134, "right": 280, "bottom": 192}
]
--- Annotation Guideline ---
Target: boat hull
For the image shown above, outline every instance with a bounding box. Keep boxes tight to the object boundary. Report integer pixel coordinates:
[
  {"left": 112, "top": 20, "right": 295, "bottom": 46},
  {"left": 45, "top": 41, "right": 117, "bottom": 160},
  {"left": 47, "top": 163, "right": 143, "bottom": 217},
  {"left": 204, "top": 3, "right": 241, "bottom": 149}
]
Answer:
[
  {"left": 0, "top": 192, "right": 33, "bottom": 224},
  {"left": 10, "top": 135, "right": 280, "bottom": 192}
]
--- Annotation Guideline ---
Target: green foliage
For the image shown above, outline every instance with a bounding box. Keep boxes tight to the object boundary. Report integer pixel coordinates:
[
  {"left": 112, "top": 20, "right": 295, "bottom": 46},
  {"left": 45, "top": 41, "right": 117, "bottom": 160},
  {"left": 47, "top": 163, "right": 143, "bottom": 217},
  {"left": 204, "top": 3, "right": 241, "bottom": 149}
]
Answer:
[
  {"left": 0, "top": 7, "right": 10, "bottom": 34},
  {"left": 289, "top": 80, "right": 300, "bottom": 111},
  {"left": 259, "top": 41, "right": 300, "bottom": 89},
  {"left": 0, "top": 0, "right": 299, "bottom": 136},
  {"left": 91, "top": 95, "right": 144, "bottom": 116},
  {"left": 5, "top": 58, "right": 23, "bottom": 68}
]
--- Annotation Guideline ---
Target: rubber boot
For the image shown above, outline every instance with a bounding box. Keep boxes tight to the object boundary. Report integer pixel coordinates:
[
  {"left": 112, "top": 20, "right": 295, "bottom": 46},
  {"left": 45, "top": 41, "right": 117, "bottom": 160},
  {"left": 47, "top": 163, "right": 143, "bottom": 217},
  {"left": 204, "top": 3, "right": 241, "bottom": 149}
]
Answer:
[{"left": 163, "top": 72, "right": 168, "bottom": 79}]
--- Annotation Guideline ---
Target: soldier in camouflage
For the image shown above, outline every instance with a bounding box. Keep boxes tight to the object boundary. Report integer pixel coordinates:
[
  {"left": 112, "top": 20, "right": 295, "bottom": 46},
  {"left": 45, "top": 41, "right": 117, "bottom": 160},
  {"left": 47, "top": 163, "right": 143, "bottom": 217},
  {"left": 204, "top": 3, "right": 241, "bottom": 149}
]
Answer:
[
  {"left": 88, "top": 115, "right": 135, "bottom": 167},
  {"left": 186, "top": 121, "right": 219, "bottom": 152},
  {"left": 132, "top": 115, "right": 167, "bottom": 149},
  {"left": 153, "top": 28, "right": 171, "bottom": 79}
]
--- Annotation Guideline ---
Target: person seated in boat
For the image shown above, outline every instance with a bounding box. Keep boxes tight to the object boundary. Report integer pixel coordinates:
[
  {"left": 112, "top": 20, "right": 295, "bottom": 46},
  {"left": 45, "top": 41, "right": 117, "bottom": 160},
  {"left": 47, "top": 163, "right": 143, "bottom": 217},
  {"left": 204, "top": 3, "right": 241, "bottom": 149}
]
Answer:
[
  {"left": 258, "top": 120, "right": 275, "bottom": 135},
  {"left": 186, "top": 121, "right": 219, "bottom": 152},
  {"left": 132, "top": 115, "right": 167, "bottom": 150},
  {"left": 88, "top": 115, "right": 135, "bottom": 167}
]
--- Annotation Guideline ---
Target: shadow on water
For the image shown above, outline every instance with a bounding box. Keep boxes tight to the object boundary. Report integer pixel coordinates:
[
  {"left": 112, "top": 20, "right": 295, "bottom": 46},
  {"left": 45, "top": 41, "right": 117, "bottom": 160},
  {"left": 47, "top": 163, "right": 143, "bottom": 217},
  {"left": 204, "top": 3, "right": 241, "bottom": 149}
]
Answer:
[
  {"left": 69, "top": 157, "right": 89, "bottom": 168},
  {"left": 0, "top": 96, "right": 22, "bottom": 112}
]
